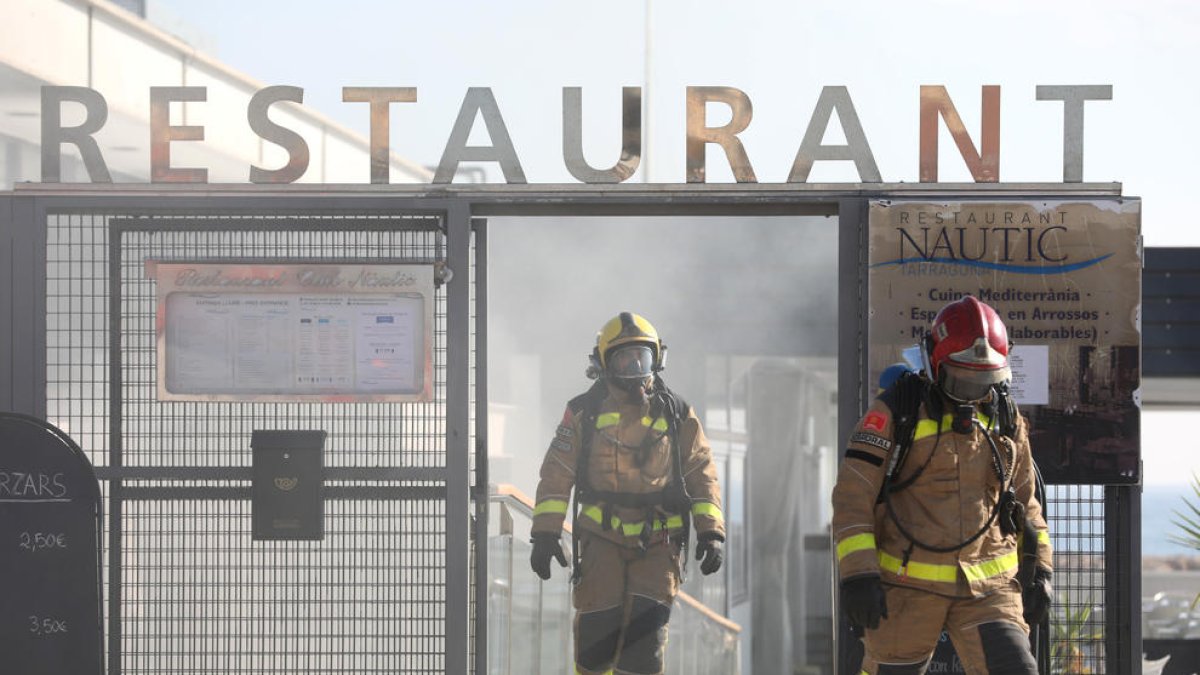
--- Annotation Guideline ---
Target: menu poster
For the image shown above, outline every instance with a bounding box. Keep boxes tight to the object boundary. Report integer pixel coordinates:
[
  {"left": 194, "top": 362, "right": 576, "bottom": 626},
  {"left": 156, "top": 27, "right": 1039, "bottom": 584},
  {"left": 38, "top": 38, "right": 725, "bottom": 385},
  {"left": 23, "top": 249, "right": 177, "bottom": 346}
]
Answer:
[
  {"left": 867, "top": 200, "right": 1141, "bottom": 485},
  {"left": 154, "top": 263, "right": 434, "bottom": 402}
]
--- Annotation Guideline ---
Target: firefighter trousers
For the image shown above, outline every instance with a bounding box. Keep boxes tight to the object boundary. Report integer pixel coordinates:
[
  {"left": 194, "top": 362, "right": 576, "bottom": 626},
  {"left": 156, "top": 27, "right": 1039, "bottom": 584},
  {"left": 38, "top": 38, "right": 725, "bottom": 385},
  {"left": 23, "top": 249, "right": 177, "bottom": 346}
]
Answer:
[
  {"left": 860, "top": 580, "right": 1037, "bottom": 674},
  {"left": 572, "top": 530, "right": 681, "bottom": 675}
]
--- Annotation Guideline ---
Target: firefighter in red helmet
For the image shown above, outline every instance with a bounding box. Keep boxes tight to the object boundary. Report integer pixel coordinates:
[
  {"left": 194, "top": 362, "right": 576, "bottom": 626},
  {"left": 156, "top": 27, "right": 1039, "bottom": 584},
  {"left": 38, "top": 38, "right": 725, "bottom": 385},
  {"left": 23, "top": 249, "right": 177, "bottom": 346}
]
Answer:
[
  {"left": 529, "top": 312, "right": 724, "bottom": 675},
  {"left": 832, "top": 296, "right": 1053, "bottom": 674}
]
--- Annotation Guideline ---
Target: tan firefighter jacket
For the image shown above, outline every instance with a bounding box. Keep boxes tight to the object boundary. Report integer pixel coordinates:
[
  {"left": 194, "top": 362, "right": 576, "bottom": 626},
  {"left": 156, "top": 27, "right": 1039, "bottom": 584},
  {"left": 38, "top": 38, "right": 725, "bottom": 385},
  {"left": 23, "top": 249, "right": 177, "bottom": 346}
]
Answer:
[
  {"left": 531, "top": 383, "right": 724, "bottom": 547},
  {"left": 832, "top": 394, "right": 1052, "bottom": 598}
]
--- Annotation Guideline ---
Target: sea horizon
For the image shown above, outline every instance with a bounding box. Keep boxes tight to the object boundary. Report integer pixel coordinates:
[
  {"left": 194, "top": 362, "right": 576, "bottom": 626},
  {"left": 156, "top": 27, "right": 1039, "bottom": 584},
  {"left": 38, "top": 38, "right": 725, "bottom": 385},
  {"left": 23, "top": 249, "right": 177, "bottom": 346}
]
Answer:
[{"left": 1143, "top": 484, "right": 1200, "bottom": 558}]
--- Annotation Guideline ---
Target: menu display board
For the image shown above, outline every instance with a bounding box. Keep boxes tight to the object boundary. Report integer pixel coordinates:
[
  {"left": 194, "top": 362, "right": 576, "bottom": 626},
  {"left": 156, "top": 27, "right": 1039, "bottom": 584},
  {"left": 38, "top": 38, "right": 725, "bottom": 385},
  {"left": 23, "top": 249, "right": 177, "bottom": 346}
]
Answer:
[
  {"left": 154, "top": 263, "right": 435, "bottom": 402},
  {"left": 0, "top": 413, "right": 103, "bottom": 675},
  {"left": 867, "top": 200, "right": 1141, "bottom": 484}
]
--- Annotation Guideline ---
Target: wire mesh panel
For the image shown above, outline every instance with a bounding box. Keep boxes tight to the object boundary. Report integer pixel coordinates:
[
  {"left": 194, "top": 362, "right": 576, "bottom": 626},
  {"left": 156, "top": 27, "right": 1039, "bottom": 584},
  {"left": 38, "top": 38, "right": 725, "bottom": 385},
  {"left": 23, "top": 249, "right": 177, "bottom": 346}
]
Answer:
[
  {"left": 44, "top": 211, "right": 475, "bottom": 674},
  {"left": 46, "top": 213, "right": 118, "bottom": 670},
  {"left": 46, "top": 213, "right": 112, "bottom": 468},
  {"left": 119, "top": 491, "right": 446, "bottom": 674},
  {"left": 1046, "top": 485, "right": 1107, "bottom": 674}
]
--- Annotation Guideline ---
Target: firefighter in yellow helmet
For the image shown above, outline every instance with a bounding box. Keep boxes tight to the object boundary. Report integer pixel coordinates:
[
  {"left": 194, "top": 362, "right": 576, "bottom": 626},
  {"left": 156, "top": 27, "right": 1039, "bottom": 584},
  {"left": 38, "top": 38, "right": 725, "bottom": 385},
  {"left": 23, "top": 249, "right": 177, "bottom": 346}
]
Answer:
[
  {"left": 831, "top": 296, "right": 1053, "bottom": 673},
  {"left": 529, "top": 312, "right": 725, "bottom": 675}
]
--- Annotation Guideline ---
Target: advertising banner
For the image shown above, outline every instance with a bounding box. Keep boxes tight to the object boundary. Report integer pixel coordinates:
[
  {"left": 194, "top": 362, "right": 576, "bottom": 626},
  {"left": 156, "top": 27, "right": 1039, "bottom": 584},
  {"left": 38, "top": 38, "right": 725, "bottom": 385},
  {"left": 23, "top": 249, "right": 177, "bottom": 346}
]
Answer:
[
  {"left": 868, "top": 199, "right": 1141, "bottom": 484},
  {"left": 153, "top": 262, "right": 435, "bottom": 402}
]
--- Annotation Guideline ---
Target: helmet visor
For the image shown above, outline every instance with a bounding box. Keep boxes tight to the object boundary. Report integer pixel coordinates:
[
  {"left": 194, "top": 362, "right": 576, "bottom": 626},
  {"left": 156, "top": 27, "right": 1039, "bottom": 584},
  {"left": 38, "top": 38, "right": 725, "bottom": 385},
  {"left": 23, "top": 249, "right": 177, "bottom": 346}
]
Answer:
[
  {"left": 939, "top": 362, "right": 1011, "bottom": 402},
  {"left": 607, "top": 345, "right": 655, "bottom": 379}
]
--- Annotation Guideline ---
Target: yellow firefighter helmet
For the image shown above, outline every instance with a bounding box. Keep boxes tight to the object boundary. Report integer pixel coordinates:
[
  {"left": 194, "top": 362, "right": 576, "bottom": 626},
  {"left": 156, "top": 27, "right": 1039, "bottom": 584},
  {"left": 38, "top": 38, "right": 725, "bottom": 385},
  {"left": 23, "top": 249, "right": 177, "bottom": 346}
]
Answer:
[{"left": 593, "top": 312, "right": 665, "bottom": 377}]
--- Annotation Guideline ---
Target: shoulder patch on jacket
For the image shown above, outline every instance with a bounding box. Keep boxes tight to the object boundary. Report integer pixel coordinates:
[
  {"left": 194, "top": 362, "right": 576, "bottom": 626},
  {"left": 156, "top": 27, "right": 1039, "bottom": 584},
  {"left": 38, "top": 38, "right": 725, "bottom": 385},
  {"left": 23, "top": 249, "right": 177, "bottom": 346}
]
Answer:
[
  {"left": 551, "top": 437, "right": 572, "bottom": 452},
  {"left": 862, "top": 411, "right": 889, "bottom": 432},
  {"left": 845, "top": 449, "right": 884, "bottom": 467},
  {"left": 850, "top": 431, "right": 891, "bottom": 452}
]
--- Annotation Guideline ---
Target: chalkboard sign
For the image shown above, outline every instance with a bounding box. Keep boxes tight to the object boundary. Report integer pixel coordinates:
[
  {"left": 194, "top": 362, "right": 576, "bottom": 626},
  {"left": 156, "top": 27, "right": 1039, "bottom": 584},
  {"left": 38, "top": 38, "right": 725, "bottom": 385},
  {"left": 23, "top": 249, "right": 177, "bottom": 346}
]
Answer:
[{"left": 0, "top": 412, "right": 104, "bottom": 675}]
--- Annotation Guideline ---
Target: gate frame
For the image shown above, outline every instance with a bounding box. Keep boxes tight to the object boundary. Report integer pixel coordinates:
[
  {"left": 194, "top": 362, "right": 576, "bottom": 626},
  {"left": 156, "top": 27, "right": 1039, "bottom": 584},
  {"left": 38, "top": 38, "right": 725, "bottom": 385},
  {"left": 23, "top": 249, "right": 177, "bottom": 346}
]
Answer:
[
  {"left": 0, "top": 181, "right": 1139, "bottom": 675},
  {"left": 103, "top": 213, "right": 469, "bottom": 675}
]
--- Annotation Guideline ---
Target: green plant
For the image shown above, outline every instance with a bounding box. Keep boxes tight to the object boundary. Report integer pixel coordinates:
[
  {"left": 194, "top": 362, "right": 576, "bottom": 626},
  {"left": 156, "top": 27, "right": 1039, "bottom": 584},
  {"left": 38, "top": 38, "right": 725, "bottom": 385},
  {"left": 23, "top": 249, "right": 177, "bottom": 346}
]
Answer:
[
  {"left": 1169, "top": 472, "right": 1200, "bottom": 608},
  {"left": 1050, "top": 590, "right": 1103, "bottom": 675}
]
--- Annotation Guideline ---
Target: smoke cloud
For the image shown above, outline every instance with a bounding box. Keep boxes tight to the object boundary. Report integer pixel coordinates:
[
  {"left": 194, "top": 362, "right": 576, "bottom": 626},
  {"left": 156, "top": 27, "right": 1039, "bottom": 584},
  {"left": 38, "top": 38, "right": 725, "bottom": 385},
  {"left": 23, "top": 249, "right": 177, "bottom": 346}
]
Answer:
[{"left": 487, "top": 214, "right": 837, "bottom": 494}]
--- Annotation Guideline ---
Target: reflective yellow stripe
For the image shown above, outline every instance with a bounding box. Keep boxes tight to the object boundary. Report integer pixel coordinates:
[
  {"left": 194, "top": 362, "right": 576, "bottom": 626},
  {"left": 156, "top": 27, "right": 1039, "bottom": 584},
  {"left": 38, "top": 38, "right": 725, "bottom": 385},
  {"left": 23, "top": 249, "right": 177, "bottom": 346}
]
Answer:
[
  {"left": 836, "top": 532, "right": 877, "bottom": 561},
  {"left": 633, "top": 516, "right": 684, "bottom": 535},
  {"left": 878, "top": 551, "right": 959, "bottom": 583},
  {"left": 962, "top": 552, "right": 1019, "bottom": 583},
  {"left": 580, "top": 505, "right": 613, "bottom": 529},
  {"left": 913, "top": 417, "right": 950, "bottom": 440},
  {"left": 579, "top": 504, "right": 684, "bottom": 536},
  {"left": 878, "top": 550, "right": 1019, "bottom": 584},
  {"left": 913, "top": 412, "right": 994, "bottom": 441},
  {"left": 1037, "top": 530, "right": 1051, "bottom": 546},
  {"left": 691, "top": 501, "right": 723, "bottom": 520},
  {"left": 596, "top": 412, "right": 620, "bottom": 429},
  {"left": 532, "top": 499, "right": 569, "bottom": 517},
  {"left": 639, "top": 416, "right": 669, "bottom": 432},
  {"left": 577, "top": 669, "right": 613, "bottom": 675}
]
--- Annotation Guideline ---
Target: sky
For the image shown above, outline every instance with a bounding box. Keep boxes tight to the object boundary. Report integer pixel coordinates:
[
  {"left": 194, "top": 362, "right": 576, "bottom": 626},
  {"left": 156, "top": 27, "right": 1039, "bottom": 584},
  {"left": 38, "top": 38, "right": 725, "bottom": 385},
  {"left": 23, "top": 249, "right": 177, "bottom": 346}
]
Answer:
[
  {"left": 150, "top": 0, "right": 1200, "bottom": 246},
  {"left": 148, "top": 0, "right": 1200, "bottom": 495}
]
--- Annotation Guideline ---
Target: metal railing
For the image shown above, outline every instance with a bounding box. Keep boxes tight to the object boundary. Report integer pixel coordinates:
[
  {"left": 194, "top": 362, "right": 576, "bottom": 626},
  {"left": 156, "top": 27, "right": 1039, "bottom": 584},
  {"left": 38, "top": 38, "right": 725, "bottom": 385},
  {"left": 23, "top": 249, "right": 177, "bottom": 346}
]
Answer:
[{"left": 487, "top": 484, "right": 741, "bottom": 675}]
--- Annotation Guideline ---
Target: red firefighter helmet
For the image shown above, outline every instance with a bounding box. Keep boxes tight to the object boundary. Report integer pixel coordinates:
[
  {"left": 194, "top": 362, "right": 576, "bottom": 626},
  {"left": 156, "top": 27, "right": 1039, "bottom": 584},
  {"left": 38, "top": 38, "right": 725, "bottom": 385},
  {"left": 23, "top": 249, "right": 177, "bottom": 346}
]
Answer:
[{"left": 927, "top": 296, "right": 1011, "bottom": 401}]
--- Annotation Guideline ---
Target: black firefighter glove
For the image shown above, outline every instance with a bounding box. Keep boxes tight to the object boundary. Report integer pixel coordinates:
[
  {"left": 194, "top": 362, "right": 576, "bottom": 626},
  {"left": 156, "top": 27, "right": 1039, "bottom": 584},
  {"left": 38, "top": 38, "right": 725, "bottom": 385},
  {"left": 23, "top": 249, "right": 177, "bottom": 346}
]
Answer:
[
  {"left": 841, "top": 575, "right": 889, "bottom": 631},
  {"left": 529, "top": 533, "right": 568, "bottom": 581},
  {"left": 1023, "top": 567, "right": 1053, "bottom": 625},
  {"left": 695, "top": 532, "right": 724, "bottom": 575}
]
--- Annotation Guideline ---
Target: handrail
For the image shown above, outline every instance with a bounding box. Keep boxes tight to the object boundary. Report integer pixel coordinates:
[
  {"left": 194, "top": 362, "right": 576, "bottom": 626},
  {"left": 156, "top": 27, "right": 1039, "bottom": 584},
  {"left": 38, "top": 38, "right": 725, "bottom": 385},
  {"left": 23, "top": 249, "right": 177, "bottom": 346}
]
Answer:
[
  {"left": 674, "top": 591, "right": 741, "bottom": 634},
  {"left": 489, "top": 483, "right": 742, "bottom": 634},
  {"left": 492, "top": 483, "right": 537, "bottom": 519}
]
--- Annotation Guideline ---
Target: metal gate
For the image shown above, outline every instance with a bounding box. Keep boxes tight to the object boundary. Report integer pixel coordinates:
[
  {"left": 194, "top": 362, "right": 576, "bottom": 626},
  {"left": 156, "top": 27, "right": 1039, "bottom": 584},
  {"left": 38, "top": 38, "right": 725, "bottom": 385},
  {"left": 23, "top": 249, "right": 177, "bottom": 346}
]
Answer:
[
  {"left": 32, "top": 201, "right": 483, "bottom": 675},
  {"left": 2, "top": 183, "right": 1141, "bottom": 674}
]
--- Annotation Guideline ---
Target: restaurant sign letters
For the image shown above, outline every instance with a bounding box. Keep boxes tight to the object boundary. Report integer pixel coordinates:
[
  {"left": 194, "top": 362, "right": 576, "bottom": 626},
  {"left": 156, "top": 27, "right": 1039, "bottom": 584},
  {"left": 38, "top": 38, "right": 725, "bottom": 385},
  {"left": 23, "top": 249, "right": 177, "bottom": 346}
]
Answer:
[{"left": 39, "top": 84, "right": 1111, "bottom": 185}]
